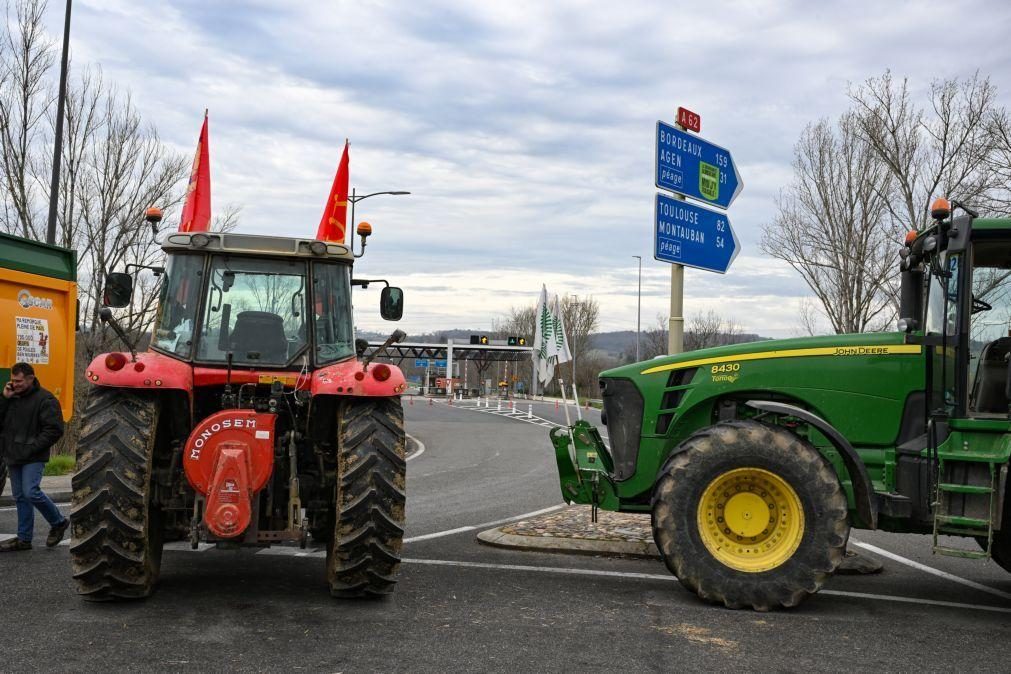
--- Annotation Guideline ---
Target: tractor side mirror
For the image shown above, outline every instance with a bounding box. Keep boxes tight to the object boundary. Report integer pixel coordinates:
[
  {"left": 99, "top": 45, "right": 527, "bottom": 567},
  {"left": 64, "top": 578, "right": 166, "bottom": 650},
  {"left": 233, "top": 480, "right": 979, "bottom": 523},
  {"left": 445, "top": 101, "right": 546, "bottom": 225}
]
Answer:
[
  {"left": 103, "top": 272, "right": 134, "bottom": 308},
  {"left": 380, "top": 286, "right": 404, "bottom": 321}
]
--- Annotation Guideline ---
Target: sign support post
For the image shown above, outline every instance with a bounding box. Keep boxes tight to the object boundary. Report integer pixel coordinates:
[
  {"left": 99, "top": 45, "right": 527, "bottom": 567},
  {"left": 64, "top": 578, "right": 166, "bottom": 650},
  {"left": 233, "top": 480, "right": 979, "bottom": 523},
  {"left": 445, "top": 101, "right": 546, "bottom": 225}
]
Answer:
[{"left": 668, "top": 116, "right": 687, "bottom": 355}]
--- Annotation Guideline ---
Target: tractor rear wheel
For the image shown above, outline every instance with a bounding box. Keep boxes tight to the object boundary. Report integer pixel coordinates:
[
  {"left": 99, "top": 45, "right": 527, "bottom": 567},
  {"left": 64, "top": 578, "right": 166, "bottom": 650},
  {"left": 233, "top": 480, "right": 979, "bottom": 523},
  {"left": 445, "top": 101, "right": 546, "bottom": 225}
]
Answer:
[
  {"left": 989, "top": 531, "right": 1011, "bottom": 573},
  {"left": 70, "top": 387, "right": 164, "bottom": 601},
  {"left": 652, "top": 420, "right": 850, "bottom": 611},
  {"left": 327, "top": 397, "right": 406, "bottom": 598}
]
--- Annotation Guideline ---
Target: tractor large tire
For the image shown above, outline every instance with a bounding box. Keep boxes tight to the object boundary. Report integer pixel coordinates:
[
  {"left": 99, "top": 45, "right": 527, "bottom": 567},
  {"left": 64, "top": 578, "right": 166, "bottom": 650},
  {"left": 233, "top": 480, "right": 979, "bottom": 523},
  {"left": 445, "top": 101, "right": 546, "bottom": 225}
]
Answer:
[
  {"left": 652, "top": 420, "right": 850, "bottom": 611},
  {"left": 327, "top": 397, "right": 406, "bottom": 598},
  {"left": 989, "top": 531, "right": 1011, "bottom": 573},
  {"left": 70, "top": 387, "right": 164, "bottom": 601}
]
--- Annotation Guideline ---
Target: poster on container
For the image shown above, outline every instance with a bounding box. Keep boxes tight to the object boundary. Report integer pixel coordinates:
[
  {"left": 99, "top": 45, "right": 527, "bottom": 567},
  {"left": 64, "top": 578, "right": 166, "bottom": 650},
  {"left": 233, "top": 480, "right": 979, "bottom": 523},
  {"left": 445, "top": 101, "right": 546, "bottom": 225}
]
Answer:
[{"left": 16, "top": 316, "right": 49, "bottom": 364}]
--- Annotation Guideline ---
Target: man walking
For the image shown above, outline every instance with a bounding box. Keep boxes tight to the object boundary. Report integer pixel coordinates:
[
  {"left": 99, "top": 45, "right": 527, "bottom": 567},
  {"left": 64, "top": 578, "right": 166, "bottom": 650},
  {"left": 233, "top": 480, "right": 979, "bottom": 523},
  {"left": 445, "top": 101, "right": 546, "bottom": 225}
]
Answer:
[{"left": 0, "top": 363, "right": 69, "bottom": 551}]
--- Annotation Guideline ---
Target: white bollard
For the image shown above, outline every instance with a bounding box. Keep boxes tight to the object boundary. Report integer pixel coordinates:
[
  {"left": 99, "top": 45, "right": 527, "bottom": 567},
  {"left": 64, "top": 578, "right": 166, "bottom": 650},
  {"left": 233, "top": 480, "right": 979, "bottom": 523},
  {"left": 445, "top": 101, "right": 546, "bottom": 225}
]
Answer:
[
  {"left": 497, "top": 399, "right": 502, "bottom": 411},
  {"left": 528, "top": 404, "right": 533, "bottom": 419}
]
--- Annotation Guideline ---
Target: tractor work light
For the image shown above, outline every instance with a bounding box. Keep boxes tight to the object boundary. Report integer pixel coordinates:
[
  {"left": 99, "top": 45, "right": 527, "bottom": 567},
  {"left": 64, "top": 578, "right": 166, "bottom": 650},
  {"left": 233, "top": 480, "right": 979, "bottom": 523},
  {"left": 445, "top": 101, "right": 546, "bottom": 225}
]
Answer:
[
  {"left": 190, "top": 233, "right": 211, "bottom": 248},
  {"left": 897, "top": 318, "right": 917, "bottom": 333},
  {"left": 105, "top": 352, "right": 127, "bottom": 371},
  {"left": 309, "top": 241, "right": 328, "bottom": 256}
]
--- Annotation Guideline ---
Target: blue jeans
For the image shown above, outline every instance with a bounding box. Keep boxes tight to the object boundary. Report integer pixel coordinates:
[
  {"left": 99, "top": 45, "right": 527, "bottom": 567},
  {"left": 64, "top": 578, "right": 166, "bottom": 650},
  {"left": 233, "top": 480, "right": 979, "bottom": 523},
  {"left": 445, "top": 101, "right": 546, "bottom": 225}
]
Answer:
[{"left": 9, "top": 462, "right": 66, "bottom": 543}]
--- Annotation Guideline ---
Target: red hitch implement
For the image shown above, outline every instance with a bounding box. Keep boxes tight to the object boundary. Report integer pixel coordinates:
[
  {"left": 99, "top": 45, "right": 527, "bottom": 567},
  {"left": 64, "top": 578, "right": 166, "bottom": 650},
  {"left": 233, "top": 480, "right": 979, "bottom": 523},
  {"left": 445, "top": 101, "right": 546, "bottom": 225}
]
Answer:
[{"left": 183, "top": 410, "right": 277, "bottom": 539}]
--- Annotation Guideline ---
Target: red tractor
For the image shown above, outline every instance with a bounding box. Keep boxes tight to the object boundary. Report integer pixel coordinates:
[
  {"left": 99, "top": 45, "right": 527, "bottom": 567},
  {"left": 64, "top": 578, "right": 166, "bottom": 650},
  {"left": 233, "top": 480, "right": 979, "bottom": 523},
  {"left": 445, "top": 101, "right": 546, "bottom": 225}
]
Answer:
[{"left": 70, "top": 218, "right": 408, "bottom": 600}]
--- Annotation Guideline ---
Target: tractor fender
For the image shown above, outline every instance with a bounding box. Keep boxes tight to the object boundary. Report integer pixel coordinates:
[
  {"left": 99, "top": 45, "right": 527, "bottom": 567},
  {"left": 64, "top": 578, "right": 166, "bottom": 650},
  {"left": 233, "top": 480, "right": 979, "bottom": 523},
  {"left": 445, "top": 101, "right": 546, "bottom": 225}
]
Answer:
[
  {"left": 85, "top": 350, "right": 193, "bottom": 392},
  {"left": 746, "top": 400, "right": 877, "bottom": 529},
  {"left": 311, "top": 358, "right": 407, "bottom": 397}
]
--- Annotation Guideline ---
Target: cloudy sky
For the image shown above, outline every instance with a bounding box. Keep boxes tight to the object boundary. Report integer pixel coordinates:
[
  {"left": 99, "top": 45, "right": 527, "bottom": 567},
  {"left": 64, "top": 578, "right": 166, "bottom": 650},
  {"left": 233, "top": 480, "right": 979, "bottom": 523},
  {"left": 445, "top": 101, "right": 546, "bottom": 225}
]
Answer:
[{"left": 52, "top": 0, "right": 1011, "bottom": 337}]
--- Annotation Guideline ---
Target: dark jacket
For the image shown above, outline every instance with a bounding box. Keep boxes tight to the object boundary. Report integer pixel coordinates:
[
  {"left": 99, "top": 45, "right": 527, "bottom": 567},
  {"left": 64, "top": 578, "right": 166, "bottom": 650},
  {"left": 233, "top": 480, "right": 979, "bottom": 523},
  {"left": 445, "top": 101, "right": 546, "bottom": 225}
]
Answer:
[{"left": 0, "top": 378, "right": 65, "bottom": 466}]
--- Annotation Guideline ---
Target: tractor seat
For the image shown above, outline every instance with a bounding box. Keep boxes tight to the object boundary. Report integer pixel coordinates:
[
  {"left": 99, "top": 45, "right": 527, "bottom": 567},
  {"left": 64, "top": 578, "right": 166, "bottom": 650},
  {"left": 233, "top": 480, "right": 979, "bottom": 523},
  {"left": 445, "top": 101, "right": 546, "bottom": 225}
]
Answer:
[
  {"left": 231, "top": 311, "right": 288, "bottom": 362},
  {"left": 971, "top": 337, "right": 1011, "bottom": 414}
]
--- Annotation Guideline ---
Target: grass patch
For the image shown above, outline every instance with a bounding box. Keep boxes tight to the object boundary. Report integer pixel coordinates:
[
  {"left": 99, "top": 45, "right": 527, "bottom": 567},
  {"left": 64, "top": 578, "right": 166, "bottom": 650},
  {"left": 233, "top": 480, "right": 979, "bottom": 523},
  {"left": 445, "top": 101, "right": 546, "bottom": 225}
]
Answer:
[{"left": 43, "top": 454, "right": 76, "bottom": 476}]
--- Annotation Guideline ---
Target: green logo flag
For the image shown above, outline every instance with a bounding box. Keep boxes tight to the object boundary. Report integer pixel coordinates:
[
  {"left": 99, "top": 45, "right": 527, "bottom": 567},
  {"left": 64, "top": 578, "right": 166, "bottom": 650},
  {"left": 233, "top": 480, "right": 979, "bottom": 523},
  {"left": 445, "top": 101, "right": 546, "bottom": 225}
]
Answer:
[{"left": 533, "top": 285, "right": 571, "bottom": 385}]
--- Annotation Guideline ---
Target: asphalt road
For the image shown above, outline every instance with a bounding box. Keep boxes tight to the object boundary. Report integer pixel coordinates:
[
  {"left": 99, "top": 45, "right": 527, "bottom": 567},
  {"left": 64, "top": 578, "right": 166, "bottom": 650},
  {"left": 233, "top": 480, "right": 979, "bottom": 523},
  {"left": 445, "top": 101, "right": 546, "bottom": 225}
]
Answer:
[{"left": 1, "top": 397, "right": 1010, "bottom": 672}]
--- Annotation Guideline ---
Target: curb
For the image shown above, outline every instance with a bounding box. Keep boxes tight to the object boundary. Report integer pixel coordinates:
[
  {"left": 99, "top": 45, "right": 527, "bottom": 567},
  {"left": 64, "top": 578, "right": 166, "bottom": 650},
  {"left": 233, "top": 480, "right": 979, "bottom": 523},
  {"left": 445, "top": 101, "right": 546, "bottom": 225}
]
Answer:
[{"left": 476, "top": 526, "right": 660, "bottom": 559}]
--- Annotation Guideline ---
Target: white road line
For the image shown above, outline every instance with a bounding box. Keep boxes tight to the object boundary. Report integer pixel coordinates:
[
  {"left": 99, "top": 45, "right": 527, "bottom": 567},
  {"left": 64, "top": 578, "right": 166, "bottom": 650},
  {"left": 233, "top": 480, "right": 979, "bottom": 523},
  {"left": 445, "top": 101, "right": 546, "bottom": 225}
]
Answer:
[
  {"left": 850, "top": 539, "right": 1011, "bottom": 602},
  {"left": 401, "top": 558, "right": 1011, "bottom": 615},
  {"left": 406, "top": 433, "right": 426, "bottom": 462},
  {"left": 402, "top": 504, "right": 566, "bottom": 544}
]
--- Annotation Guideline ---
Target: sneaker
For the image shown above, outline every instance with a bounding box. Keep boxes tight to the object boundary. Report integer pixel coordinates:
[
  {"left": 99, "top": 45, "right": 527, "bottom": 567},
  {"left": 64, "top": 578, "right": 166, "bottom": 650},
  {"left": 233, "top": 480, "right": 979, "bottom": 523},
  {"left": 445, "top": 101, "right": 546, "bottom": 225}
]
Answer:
[
  {"left": 0, "top": 538, "right": 32, "bottom": 552},
  {"left": 46, "top": 519, "right": 70, "bottom": 548}
]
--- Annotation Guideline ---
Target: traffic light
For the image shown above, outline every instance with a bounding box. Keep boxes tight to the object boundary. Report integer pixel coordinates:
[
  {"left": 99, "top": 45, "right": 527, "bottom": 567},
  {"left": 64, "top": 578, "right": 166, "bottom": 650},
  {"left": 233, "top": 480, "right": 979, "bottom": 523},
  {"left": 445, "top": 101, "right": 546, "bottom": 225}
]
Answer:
[
  {"left": 480, "top": 335, "right": 489, "bottom": 345},
  {"left": 470, "top": 335, "right": 480, "bottom": 344},
  {"left": 507, "top": 336, "right": 517, "bottom": 346},
  {"left": 518, "top": 337, "right": 526, "bottom": 346}
]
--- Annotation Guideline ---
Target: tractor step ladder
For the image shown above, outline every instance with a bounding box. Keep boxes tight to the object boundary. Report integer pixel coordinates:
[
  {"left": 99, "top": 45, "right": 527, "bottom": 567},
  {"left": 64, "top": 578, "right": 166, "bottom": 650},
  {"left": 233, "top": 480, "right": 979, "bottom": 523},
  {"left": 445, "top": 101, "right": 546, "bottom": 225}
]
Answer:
[{"left": 931, "top": 458, "right": 997, "bottom": 559}]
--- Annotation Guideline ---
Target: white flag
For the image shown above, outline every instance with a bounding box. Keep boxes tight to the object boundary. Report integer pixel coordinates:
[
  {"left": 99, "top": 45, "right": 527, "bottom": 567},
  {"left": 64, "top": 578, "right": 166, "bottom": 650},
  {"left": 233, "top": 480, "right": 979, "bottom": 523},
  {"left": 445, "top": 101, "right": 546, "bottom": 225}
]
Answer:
[{"left": 533, "top": 285, "right": 572, "bottom": 385}]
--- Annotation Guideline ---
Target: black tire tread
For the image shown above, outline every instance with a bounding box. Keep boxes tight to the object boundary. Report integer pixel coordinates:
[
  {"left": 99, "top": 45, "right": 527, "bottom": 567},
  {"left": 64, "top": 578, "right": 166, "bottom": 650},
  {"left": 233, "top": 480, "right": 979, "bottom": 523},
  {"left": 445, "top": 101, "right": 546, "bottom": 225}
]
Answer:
[
  {"left": 327, "top": 397, "right": 406, "bottom": 598},
  {"left": 70, "top": 387, "right": 163, "bottom": 601},
  {"left": 651, "top": 419, "right": 849, "bottom": 611}
]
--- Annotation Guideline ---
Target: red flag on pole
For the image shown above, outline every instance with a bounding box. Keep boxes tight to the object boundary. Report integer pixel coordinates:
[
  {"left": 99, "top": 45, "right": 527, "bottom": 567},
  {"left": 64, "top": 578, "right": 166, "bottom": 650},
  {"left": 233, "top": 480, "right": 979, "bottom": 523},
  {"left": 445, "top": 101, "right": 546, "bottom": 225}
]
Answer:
[
  {"left": 179, "top": 111, "right": 211, "bottom": 233},
  {"left": 316, "top": 140, "right": 349, "bottom": 242}
]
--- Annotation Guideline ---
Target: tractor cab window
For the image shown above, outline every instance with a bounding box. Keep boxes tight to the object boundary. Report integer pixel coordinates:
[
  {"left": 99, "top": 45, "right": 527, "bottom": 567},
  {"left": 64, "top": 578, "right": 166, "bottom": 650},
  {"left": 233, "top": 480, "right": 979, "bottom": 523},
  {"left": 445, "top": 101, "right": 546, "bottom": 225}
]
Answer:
[
  {"left": 196, "top": 256, "right": 308, "bottom": 366},
  {"left": 925, "top": 253, "right": 960, "bottom": 337},
  {"left": 152, "top": 254, "right": 204, "bottom": 357},
  {"left": 312, "top": 262, "right": 354, "bottom": 364},
  {"left": 966, "top": 239, "right": 1011, "bottom": 415}
]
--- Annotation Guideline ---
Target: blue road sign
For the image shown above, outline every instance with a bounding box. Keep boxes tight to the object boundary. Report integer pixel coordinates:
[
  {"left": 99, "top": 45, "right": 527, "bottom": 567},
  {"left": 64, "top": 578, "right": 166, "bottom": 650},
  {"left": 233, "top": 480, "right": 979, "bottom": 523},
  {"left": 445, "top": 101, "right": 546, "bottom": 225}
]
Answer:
[
  {"left": 655, "top": 121, "right": 743, "bottom": 209},
  {"left": 414, "top": 359, "right": 429, "bottom": 368},
  {"left": 434, "top": 359, "right": 447, "bottom": 368},
  {"left": 654, "top": 193, "right": 739, "bottom": 274}
]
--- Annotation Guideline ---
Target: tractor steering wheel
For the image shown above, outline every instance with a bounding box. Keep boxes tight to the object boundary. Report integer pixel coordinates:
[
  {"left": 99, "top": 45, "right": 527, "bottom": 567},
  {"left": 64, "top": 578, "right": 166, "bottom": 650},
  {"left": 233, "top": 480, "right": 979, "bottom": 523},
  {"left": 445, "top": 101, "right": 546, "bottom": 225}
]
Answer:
[{"left": 972, "top": 296, "right": 993, "bottom": 314}]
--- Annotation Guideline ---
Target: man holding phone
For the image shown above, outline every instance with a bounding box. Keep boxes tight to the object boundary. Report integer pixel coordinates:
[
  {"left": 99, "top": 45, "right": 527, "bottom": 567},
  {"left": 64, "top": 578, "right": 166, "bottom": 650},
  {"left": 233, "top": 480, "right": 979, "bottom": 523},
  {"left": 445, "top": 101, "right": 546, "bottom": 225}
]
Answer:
[{"left": 0, "top": 362, "right": 68, "bottom": 551}]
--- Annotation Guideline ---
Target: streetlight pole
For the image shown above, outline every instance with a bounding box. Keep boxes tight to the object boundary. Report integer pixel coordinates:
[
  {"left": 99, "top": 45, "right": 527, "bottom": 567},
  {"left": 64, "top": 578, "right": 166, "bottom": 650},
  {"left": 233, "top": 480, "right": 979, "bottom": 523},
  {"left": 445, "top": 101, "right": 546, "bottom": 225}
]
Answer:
[
  {"left": 633, "top": 255, "right": 641, "bottom": 361},
  {"left": 348, "top": 188, "right": 410, "bottom": 254},
  {"left": 46, "top": 0, "right": 72, "bottom": 245},
  {"left": 568, "top": 294, "right": 578, "bottom": 392}
]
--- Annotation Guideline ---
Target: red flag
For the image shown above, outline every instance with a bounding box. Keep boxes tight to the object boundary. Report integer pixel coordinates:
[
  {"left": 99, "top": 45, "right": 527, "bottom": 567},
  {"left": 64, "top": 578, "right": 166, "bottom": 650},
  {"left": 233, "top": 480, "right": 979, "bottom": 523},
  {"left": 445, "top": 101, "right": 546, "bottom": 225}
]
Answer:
[
  {"left": 179, "top": 111, "right": 211, "bottom": 232},
  {"left": 316, "top": 140, "right": 349, "bottom": 242}
]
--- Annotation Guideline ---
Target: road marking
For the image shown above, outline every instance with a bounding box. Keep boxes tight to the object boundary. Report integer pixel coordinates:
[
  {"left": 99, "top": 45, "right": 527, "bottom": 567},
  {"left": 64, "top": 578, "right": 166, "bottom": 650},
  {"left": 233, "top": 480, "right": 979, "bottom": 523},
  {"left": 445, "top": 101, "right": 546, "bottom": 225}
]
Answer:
[
  {"left": 403, "top": 504, "right": 566, "bottom": 543},
  {"left": 401, "top": 559, "right": 1011, "bottom": 615},
  {"left": 406, "top": 433, "right": 426, "bottom": 462},
  {"left": 443, "top": 400, "right": 610, "bottom": 442},
  {"left": 0, "top": 502, "right": 71, "bottom": 512},
  {"left": 850, "top": 539, "right": 1011, "bottom": 602}
]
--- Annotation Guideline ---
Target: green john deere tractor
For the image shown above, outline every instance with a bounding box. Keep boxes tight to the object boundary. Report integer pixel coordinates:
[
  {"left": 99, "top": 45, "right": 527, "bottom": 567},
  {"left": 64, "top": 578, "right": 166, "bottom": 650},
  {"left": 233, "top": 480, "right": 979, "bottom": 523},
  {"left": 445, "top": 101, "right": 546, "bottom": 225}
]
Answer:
[{"left": 550, "top": 199, "right": 1010, "bottom": 610}]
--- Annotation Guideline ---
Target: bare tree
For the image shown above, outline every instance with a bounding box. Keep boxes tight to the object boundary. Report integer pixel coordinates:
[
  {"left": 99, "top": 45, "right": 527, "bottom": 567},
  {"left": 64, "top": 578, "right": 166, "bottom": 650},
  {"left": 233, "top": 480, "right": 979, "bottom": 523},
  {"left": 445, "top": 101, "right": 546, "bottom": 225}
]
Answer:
[
  {"left": 762, "top": 113, "right": 898, "bottom": 334},
  {"left": 492, "top": 304, "right": 536, "bottom": 342},
  {"left": 0, "top": 0, "right": 54, "bottom": 239},
  {"left": 641, "top": 313, "right": 669, "bottom": 360},
  {"left": 76, "top": 89, "right": 187, "bottom": 358},
  {"left": 561, "top": 295, "right": 599, "bottom": 394},
  {"left": 850, "top": 71, "right": 1002, "bottom": 231},
  {"left": 684, "top": 310, "right": 742, "bottom": 351}
]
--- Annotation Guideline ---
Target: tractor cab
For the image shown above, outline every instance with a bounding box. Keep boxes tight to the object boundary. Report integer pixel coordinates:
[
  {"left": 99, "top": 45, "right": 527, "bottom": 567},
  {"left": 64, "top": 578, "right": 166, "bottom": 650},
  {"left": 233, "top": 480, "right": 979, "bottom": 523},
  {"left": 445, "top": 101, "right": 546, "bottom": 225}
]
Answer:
[
  {"left": 900, "top": 199, "right": 1011, "bottom": 419},
  {"left": 898, "top": 198, "right": 1011, "bottom": 559},
  {"left": 104, "top": 231, "right": 404, "bottom": 370}
]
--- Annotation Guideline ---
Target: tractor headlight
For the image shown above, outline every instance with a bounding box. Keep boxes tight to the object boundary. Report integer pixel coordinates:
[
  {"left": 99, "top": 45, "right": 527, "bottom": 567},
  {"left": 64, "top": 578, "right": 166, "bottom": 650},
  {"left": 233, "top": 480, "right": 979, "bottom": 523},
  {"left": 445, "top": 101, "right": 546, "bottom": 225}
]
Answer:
[{"left": 897, "top": 318, "right": 917, "bottom": 333}]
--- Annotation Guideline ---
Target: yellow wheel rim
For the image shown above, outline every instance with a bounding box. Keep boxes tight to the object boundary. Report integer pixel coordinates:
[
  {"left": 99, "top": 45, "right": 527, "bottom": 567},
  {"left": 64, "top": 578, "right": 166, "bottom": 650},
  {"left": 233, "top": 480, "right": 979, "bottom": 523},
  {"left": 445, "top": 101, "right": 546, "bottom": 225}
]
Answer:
[{"left": 697, "top": 467, "right": 804, "bottom": 573}]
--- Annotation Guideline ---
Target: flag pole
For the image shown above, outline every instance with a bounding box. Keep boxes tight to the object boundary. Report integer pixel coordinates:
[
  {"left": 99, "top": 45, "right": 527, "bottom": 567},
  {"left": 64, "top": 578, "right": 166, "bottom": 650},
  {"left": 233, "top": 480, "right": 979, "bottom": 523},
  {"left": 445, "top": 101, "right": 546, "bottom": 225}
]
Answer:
[{"left": 558, "top": 377, "right": 581, "bottom": 485}]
